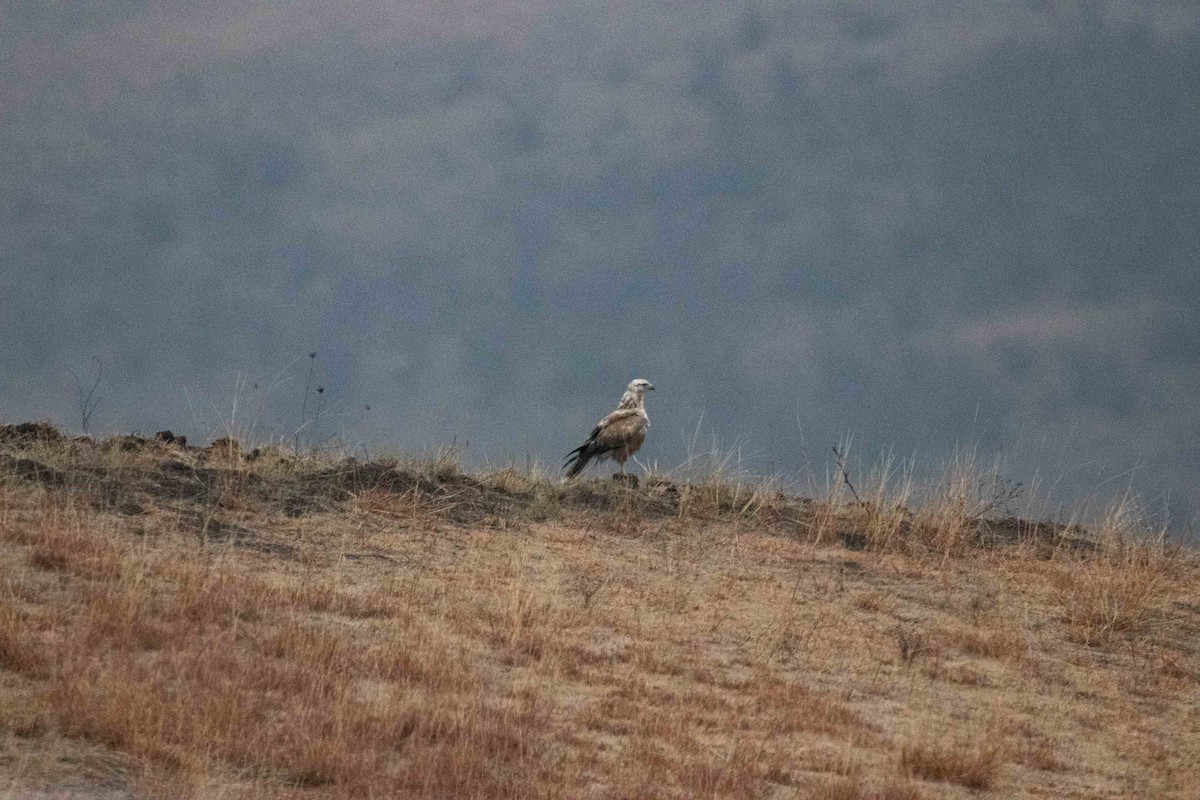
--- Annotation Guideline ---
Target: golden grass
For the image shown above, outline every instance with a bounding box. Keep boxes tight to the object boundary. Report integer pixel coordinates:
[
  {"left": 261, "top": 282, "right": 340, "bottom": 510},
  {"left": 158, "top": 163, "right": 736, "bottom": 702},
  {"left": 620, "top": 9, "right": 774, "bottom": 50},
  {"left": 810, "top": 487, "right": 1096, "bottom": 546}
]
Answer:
[
  {"left": 1050, "top": 500, "right": 1179, "bottom": 646},
  {"left": 0, "top": 432, "right": 1198, "bottom": 798}
]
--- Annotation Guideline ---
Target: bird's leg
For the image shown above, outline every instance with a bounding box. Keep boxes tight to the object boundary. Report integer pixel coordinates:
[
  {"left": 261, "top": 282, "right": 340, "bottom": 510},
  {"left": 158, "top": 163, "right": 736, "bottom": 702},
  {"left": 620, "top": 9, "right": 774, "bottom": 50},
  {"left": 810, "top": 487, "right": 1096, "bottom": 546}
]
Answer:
[{"left": 613, "top": 459, "right": 640, "bottom": 487}]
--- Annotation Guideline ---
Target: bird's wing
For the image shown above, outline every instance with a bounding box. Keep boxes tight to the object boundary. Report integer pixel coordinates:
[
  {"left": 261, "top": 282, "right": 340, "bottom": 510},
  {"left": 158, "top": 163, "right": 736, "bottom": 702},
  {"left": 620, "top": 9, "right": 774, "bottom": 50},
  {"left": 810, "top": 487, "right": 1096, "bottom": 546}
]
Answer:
[
  {"left": 593, "top": 408, "right": 647, "bottom": 450},
  {"left": 564, "top": 407, "right": 648, "bottom": 477}
]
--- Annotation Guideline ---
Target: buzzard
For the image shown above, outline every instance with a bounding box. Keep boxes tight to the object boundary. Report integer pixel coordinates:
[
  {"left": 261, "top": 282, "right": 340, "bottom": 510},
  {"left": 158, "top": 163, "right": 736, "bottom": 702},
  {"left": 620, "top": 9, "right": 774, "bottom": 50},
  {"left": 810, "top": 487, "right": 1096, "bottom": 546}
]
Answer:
[{"left": 564, "top": 378, "right": 655, "bottom": 479}]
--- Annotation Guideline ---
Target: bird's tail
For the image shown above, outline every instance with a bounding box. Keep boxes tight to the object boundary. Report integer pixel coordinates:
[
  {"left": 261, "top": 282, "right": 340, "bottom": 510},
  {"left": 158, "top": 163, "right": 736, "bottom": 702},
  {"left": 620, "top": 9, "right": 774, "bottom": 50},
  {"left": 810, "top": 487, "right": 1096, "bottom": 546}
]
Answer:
[{"left": 563, "top": 443, "right": 594, "bottom": 479}]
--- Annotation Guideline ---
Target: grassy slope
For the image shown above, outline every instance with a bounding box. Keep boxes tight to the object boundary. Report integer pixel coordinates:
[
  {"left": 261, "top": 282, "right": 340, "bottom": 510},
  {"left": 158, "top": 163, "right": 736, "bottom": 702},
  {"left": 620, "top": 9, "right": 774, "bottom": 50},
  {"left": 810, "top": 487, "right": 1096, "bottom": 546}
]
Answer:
[{"left": 0, "top": 428, "right": 1197, "bottom": 799}]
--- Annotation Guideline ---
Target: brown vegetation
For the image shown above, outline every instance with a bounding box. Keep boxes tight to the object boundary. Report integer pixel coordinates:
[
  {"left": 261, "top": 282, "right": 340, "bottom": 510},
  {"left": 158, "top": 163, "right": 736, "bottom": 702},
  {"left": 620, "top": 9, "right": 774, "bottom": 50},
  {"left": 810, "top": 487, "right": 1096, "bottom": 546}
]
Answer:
[
  {"left": 899, "top": 740, "right": 1001, "bottom": 790},
  {"left": 0, "top": 426, "right": 1197, "bottom": 798}
]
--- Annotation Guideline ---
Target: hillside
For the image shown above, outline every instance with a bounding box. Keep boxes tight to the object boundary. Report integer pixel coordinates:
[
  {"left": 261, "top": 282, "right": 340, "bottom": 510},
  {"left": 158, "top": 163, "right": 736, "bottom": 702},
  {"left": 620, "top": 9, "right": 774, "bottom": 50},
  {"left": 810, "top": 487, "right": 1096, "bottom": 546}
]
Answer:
[{"left": 1, "top": 424, "right": 1197, "bottom": 799}]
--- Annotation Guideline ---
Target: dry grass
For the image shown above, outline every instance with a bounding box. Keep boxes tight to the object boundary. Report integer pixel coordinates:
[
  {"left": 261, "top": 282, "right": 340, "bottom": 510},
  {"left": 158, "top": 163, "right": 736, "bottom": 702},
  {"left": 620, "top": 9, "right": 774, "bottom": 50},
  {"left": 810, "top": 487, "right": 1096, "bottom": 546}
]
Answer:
[
  {"left": 1, "top": 429, "right": 1198, "bottom": 799},
  {"left": 1051, "top": 499, "right": 1179, "bottom": 646},
  {"left": 814, "top": 442, "right": 1038, "bottom": 560},
  {"left": 947, "top": 625, "right": 1027, "bottom": 661},
  {"left": 898, "top": 740, "right": 1002, "bottom": 790},
  {"left": 0, "top": 503, "right": 556, "bottom": 798}
]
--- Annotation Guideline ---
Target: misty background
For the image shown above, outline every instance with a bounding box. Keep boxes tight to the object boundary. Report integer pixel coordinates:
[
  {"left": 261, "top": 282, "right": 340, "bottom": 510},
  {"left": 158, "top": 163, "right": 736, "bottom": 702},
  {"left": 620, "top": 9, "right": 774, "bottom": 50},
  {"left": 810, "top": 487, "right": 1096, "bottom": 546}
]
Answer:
[{"left": 3, "top": 2, "right": 1198, "bottom": 526}]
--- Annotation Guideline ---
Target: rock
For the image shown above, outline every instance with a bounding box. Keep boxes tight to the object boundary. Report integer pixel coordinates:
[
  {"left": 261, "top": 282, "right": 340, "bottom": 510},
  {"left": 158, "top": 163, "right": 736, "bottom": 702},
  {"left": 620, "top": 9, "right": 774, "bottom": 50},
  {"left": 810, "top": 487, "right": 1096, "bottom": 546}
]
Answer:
[{"left": 155, "top": 430, "right": 188, "bottom": 447}]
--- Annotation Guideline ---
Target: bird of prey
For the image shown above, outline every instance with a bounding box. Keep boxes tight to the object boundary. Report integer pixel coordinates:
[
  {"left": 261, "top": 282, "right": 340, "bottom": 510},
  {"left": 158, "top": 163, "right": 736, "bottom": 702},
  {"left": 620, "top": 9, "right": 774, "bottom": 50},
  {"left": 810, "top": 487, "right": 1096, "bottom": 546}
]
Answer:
[{"left": 564, "top": 378, "right": 655, "bottom": 479}]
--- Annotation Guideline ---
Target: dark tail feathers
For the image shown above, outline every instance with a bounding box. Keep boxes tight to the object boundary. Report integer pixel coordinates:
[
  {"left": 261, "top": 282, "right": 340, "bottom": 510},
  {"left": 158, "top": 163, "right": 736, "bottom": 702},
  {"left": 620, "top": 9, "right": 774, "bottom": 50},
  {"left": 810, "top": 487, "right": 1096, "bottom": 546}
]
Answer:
[{"left": 564, "top": 442, "right": 601, "bottom": 479}]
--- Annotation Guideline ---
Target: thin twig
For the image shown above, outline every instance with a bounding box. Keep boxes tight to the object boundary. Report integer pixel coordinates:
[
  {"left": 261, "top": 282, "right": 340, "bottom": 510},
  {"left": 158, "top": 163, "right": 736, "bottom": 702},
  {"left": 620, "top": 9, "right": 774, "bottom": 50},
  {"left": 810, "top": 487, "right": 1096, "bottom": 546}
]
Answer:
[
  {"left": 296, "top": 351, "right": 317, "bottom": 453},
  {"left": 67, "top": 356, "right": 107, "bottom": 434},
  {"left": 831, "top": 444, "right": 866, "bottom": 508}
]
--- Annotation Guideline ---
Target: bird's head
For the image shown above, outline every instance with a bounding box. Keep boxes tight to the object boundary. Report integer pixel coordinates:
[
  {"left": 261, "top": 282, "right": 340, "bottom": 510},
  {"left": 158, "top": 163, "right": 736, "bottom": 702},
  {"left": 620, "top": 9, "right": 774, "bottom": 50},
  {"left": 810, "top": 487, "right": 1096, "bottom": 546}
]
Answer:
[{"left": 628, "top": 378, "right": 655, "bottom": 395}]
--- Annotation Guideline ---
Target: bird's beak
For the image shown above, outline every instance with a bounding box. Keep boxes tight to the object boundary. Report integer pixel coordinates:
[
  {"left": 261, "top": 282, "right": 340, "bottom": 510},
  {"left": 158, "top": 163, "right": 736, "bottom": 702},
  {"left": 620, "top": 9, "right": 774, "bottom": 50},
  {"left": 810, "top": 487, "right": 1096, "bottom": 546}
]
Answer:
[{"left": 647, "top": 384, "right": 655, "bottom": 391}]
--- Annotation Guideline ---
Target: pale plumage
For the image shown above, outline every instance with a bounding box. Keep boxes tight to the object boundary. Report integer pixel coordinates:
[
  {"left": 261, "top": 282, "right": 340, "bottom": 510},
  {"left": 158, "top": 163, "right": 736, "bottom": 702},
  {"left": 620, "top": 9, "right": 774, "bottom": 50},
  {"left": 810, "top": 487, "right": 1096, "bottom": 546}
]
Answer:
[{"left": 564, "top": 379, "right": 655, "bottom": 479}]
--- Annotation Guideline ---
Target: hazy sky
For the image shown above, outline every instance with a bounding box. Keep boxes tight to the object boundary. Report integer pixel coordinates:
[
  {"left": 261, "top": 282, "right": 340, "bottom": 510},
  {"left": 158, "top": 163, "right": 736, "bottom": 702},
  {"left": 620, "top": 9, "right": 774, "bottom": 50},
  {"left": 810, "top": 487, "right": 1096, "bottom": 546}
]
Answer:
[{"left": 3, "top": 2, "right": 1198, "bottom": 525}]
